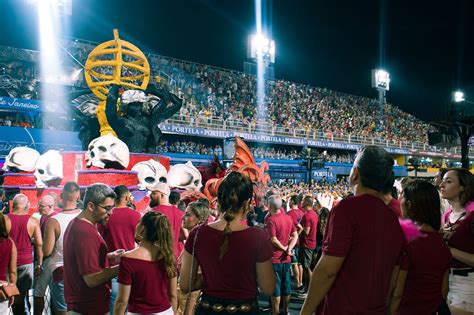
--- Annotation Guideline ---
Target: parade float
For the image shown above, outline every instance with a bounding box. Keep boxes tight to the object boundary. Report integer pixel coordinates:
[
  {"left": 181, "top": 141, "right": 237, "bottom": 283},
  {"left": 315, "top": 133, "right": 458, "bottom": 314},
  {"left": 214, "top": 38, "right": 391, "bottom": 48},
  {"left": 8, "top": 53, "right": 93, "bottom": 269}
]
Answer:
[{"left": 1, "top": 30, "right": 270, "bottom": 214}]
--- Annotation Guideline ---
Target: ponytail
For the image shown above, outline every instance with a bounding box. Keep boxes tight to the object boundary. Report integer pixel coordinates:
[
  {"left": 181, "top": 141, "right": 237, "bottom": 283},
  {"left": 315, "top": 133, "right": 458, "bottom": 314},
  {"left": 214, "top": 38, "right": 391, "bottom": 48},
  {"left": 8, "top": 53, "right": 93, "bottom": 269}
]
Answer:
[{"left": 217, "top": 172, "right": 253, "bottom": 260}]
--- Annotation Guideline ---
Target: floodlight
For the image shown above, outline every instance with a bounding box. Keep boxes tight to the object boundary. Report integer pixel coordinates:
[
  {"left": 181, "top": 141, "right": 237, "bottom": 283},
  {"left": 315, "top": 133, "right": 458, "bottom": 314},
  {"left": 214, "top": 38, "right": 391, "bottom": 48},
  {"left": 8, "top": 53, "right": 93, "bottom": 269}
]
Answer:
[
  {"left": 249, "top": 34, "right": 275, "bottom": 63},
  {"left": 454, "top": 91, "right": 465, "bottom": 103},
  {"left": 372, "top": 69, "right": 390, "bottom": 91}
]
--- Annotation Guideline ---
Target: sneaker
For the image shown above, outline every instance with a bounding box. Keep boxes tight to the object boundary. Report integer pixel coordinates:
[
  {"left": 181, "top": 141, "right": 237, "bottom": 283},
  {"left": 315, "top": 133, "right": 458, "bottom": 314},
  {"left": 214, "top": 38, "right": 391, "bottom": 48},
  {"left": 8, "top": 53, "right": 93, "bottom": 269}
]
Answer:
[{"left": 294, "top": 285, "right": 305, "bottom": 293}]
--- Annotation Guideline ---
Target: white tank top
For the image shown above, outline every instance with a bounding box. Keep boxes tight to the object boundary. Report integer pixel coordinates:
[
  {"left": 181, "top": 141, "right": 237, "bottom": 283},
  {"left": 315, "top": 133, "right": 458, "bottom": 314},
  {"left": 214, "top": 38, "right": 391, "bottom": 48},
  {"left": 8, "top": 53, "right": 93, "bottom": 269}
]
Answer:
[{"left": 48, "top": 211, "right": 80, "bottom": 271}]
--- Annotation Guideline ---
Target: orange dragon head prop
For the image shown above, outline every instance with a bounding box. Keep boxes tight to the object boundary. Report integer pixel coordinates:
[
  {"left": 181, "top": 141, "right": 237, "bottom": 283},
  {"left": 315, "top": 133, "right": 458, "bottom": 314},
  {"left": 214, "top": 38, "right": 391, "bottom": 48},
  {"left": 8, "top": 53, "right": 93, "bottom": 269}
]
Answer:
[{"left": 203, "top": 137, "right": 270, "bottom": 208}]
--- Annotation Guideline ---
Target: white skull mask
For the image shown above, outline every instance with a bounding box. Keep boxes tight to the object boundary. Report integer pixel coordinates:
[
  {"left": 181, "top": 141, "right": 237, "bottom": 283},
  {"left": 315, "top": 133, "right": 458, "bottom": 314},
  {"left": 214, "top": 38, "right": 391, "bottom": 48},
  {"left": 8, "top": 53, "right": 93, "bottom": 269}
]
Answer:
[
  {"left": 85, "top": 134, "right": 130, "bottom": 169},
  {"left": 167, "top": 161, "right": 203, "bottom": 191},
  {"left": 131, "top": 159, "right": 168, "bottom": 191},
  {"left": 2, "top": 147, "right": 40, "bottom": 172},
  {"left": 34, "top": 150, "right": 63, "bottom": 188}
]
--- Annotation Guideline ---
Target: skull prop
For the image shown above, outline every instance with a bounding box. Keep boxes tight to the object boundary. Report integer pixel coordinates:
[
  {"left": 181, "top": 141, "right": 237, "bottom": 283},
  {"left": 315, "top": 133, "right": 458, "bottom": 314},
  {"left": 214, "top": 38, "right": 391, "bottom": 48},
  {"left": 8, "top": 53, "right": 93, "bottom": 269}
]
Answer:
[
  {"left": 34, "top": 150, "right": 63, "bottom": 188},
  {"left": 167, "top": 161, "right": 203, "bottom": 191},
  {"left": 2, "top": 147, "right": 40, "bottom": 172},
  {"left": 85, "top": 134, "right": 130, "bottom": 169},
  {"left": 131, "top": 159, "right": 168, "bottom": 191}
]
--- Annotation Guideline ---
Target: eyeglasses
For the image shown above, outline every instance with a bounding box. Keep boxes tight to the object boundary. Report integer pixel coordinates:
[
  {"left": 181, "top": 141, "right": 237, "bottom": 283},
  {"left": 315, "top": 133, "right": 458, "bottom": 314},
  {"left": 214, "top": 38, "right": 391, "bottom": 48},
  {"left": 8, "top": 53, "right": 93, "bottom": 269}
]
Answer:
[{"left": 94, "top": 203, "right": 114, "bottom": 213}]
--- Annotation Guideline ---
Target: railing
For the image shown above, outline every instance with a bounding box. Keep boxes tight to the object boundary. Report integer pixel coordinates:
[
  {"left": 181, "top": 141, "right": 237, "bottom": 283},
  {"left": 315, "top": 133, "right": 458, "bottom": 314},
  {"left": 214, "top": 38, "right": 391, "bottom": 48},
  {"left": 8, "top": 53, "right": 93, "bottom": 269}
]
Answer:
[{"left": 165, "top": 115, "right": 465, "bottom": 155}]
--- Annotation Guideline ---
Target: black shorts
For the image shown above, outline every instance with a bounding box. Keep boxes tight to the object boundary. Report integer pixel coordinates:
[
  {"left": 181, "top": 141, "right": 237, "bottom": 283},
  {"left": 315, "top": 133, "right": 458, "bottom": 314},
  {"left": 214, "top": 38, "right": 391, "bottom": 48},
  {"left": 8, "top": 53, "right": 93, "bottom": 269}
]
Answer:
[{"left": 298, "top": 248, "right": 314, "bottom": 268}]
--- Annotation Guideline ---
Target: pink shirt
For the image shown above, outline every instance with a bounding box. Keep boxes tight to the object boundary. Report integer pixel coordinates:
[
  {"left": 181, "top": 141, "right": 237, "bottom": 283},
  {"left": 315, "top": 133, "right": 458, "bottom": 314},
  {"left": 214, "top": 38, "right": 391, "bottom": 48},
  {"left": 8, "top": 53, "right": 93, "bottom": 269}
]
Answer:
[
  {"left": 118, "top": 257, "right": 171, "bottom": 313},
  {"left": 64, "top": 218, "right": 110, "bottom": 314},
  {"left": 321, "top": 194, "right": 406, "bottom": 314}
]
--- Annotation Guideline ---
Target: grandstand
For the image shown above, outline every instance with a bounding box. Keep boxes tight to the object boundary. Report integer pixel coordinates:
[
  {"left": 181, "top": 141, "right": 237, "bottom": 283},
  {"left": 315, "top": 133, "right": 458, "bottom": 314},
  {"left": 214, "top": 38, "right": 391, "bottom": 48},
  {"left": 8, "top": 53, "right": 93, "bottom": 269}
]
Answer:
[{"left": 0, "top": 38, "right": 472, "bottom": 181}]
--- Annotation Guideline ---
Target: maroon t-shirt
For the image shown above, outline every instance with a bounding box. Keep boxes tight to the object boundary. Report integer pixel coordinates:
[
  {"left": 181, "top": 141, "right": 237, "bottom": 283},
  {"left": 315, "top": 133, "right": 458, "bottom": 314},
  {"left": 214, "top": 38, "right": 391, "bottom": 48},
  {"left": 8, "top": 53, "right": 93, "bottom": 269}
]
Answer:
[
  {"left": 184, "top": 225, "right": 272, "bottom": 299},
  {"left": 442, "top": 210, "right": 474, "bottom": 268},
  {"left": 287, "top": 208, "right": 304, "bottom": 226},
  {"left": 8, "top": 213, "right": 32, "bottom": 266},
  {"left": 300, "top": 210, "right": 318, "bottom": 249},
  {"left": 266, "top": 212, "right": 296, "bottom": 264},
  {"left": 321, "top": 194, "right": 406, "bottom": 314},
  {"left": 102, "top": 207, "right": 141, "bottom": 253},
  {"left": 118, "top": 257, "right": 171, "bottom": 313},
  {"left": 64, "top": 218, "right": 110, "bottom": 314},
  {"left": 387, "top": 198, "right": 401, "bottom": 218},
  {"left": 398, "top": 231, "right": 451, "bottom": 315},
  {"left": 153, "top": 205, "right": 182, "bottom": 259},
  {"left": 0, "top": 238, "right": 13, "bottom": 281}
]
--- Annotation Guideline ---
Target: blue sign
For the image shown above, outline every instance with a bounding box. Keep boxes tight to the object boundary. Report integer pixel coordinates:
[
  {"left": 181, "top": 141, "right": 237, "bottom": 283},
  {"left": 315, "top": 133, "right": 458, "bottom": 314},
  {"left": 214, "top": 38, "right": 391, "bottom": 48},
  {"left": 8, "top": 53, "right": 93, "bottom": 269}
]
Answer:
[
  {"left": 159, "top": 123, "right": 411, "bottom": 155},
  {"left": 0, "top": 97, "right": 64, "bottom": 113},
  {"left": 0, "top": 126, "right": 82, "bottom": 156}
]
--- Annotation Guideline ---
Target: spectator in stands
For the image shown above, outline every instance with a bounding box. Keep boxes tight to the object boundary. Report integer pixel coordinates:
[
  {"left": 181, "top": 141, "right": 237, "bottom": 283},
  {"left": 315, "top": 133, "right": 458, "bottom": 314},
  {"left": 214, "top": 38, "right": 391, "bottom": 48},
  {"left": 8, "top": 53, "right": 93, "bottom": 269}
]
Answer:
[
  {"left": 180, "top": 171, "right": 275, "bottom": 315},
  {"left": 150, "top": 183, "right": 183, "bottom": 260},
  {"left": 388, "top": 180, "right": 451, "bottom": 314},
  {"left": 0, "top": 189, "right": 7, "bottom": 213},
  {"left": 63, "top": 184, "right": 120, "bottom": 314},
  {"left": 42, "top": 182, "right": 81, "bottom": 315},
  {"left": 265, "top": 194, "right": 297, "bottom": 315},
  {"left": 33, "top": 194, "right": 57, "bottom": 315},
  {"left": 101, "top": 185, "right": 141, "bottom": 314},
  {"left": 7, "top": 194, "right": 42, "bottom": 315},
  {"left": 440, "top": 168, "right": 474, "bottom": 313},
  {"left": 114, "top": 211, "right": 177, "bottom": 315},
  {"left": 300, "top": 145, "right": 406, "bottom": 314}
]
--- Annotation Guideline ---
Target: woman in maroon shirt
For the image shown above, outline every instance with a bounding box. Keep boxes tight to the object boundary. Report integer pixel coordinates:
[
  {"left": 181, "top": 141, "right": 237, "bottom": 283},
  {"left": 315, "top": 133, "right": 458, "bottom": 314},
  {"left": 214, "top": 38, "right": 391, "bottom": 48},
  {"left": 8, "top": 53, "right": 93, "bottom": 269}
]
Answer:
[
  {"left": 440, "top": 168, "right": 474, "bottom": 313},
  {"left": 388, "top": 180, "right": 451, "bottom": 315},
  {"left": 0, "top": 213, "right": 17, "bottom": 313},
  {"left": 180, "top": 171, "right": 275, "bottom": 315},
  {"left": 114, "top": 211, "right": 178, "bottom": 315}
]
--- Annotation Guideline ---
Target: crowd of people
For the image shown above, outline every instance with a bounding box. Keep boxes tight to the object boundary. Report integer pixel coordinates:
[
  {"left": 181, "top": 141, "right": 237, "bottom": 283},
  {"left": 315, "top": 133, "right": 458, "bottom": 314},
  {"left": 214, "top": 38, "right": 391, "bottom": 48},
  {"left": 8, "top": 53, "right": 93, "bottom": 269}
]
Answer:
[
  {"left": 2, "top": 40, "right": 435, "bottom": 146},
  {"left": 0, "top": 145, "right": 472, "bottom": 315}
]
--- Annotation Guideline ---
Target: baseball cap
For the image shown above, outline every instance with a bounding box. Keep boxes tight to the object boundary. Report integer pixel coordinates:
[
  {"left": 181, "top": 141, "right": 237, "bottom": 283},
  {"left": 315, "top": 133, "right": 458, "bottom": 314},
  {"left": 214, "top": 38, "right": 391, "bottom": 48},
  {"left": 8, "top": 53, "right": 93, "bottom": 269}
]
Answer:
[{"left": 149, "top": 182, "right": 170, "bottom": 196}]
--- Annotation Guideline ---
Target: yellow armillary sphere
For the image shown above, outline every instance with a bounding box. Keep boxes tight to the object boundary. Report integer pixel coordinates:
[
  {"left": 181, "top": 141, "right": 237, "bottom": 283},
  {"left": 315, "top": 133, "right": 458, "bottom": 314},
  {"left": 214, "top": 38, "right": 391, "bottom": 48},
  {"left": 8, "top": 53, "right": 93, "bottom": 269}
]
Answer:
[{"left": 84, "top": 29, "right": 150, "bottom": 136}]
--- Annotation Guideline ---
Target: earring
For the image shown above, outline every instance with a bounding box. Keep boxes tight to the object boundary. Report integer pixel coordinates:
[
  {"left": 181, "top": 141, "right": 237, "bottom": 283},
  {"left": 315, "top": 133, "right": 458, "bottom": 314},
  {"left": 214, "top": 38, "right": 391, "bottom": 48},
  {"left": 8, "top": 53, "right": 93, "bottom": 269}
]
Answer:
[{"left": 153, "top": 241, "right": 160, "bottom": 247}]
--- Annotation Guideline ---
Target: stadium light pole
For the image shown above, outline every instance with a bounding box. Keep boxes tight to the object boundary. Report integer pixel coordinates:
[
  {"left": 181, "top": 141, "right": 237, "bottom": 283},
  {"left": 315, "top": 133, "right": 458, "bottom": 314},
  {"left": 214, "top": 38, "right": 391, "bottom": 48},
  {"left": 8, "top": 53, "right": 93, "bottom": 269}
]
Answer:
[
  {"left": 372, "top": 69, "right": 390, "bottom": 108},
  {"left": 451, "top": 90, "right": 472, "bottom": 169}
]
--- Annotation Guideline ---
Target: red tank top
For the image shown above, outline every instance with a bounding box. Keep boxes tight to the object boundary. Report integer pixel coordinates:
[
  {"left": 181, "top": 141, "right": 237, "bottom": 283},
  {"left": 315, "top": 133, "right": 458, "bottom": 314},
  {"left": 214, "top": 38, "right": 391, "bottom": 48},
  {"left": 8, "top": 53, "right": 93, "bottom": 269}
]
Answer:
[
  {"left": 8, "top": 214, "right": 33, "bottom": 266},
  {"left": 0, "top": 238, "right": 13, "bottom": 281}
]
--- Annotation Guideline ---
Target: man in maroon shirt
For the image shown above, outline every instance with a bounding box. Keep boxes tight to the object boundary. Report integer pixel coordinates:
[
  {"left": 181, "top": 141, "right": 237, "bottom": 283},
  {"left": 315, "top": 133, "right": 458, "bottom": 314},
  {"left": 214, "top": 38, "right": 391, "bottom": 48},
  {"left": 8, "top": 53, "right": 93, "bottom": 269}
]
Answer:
[
  {"left": 102, "top": 185, "right": 141, "bottom": 314},
  {"left": 63, "top": 183, "right": 122, "bottom": 314},
  {"left": 297, "top": 196, "right": 318, "bottom": 298},
  {"left": 300, "top": 145, "right": 406, "bottom": 315},
  {"left": 7, "top": 194, "right": 43, "bottom": 315},
  {"left": 266, "top": 194, "right": 298, "bottom": 315},
  {"left": 149, "top": 182, "right": 184, "bottom": 259}
]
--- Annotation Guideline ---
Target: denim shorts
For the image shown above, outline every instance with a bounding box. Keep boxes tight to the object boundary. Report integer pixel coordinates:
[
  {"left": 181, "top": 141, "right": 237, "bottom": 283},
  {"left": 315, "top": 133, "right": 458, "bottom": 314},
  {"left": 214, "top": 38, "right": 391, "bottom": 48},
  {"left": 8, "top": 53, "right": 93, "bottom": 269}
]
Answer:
[
  {"left": 50, "top": 280, "right": 67, "bottom": 312},
  {"left": 272, "top": 263, "right": 292, "bottom": 297}
]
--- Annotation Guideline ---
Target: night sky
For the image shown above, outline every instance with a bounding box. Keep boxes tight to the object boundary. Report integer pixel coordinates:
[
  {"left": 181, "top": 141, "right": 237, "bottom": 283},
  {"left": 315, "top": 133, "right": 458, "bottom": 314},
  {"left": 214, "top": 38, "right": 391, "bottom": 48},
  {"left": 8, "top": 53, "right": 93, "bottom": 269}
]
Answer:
[{"left": 1, "top": 0, "right": 473, "bottom": 122}]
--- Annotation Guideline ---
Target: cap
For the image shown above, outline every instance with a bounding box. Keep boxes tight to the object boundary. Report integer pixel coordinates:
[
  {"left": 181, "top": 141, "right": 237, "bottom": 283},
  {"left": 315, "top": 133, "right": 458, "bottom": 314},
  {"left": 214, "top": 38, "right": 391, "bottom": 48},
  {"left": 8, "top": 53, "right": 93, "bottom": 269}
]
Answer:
[{"left": 149, "top": 182, "right": 170, "bottom": 196}]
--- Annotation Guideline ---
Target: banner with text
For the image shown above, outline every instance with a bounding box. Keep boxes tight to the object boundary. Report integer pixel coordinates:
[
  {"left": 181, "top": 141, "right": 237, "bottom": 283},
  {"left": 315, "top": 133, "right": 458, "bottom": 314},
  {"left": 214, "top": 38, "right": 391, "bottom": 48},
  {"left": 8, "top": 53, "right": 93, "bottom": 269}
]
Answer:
[{"left": 159, "top": 123, "right": 411, "bottom": 155}]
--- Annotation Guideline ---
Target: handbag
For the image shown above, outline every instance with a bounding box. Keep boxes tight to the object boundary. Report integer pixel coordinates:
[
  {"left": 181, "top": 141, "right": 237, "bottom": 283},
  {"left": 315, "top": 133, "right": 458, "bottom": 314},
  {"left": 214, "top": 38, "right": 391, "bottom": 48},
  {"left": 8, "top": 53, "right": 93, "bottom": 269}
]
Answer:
[{"left": 0, "top": 283, "right": 20, "bottom": 298}]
